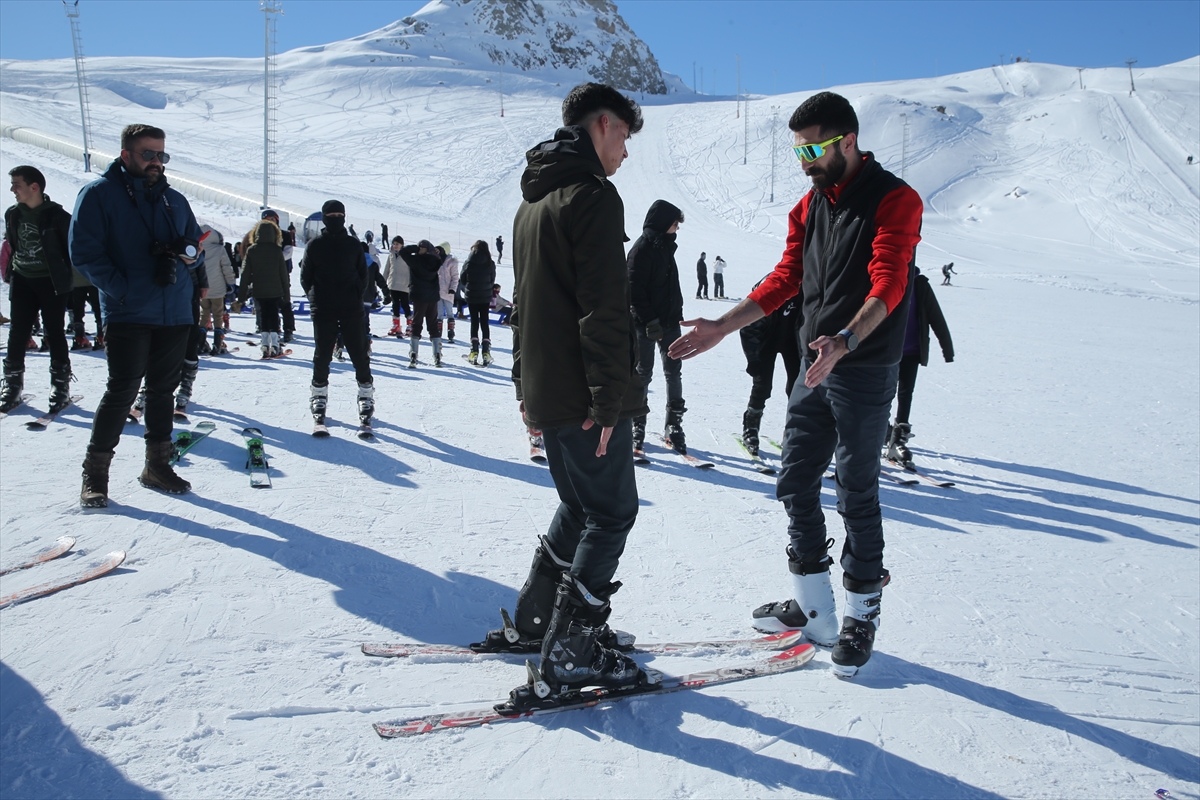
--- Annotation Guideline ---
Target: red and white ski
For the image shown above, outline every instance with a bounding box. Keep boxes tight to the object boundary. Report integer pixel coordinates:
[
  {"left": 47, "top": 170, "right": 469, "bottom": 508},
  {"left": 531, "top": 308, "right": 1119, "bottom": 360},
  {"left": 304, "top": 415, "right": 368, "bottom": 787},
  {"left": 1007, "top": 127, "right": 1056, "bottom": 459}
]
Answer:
[
  {"left": 372, "top": 642, "right": 816, "bottom": 738},
  {"left": 362, "top": 630, "right": 806, "bottom": 659},
  {"left": 0, "top": 550, "right": 127, "bottom": 609},
  {"left": 0, "top": 536, "right": 76, "bottom": 577}
]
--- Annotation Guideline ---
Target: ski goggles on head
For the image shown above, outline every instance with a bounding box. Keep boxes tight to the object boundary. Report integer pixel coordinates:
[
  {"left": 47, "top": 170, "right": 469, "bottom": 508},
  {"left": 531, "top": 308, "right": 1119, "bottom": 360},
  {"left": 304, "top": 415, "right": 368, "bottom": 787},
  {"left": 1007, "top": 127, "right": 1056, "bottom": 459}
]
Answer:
[{"left": 792, "top": 134, "right": 844, "bottom": 163}]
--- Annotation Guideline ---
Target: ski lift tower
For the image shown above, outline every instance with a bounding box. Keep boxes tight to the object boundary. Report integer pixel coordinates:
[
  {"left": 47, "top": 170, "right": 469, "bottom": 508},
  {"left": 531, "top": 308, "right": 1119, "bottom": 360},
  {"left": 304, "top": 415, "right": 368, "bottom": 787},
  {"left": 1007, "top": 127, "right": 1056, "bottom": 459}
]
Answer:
[
  {"left": 261, "top": 0, "right": 283, "bottom": 211},
  {"left": 62, "top": 1, "right": 94, "bottom": 172}
]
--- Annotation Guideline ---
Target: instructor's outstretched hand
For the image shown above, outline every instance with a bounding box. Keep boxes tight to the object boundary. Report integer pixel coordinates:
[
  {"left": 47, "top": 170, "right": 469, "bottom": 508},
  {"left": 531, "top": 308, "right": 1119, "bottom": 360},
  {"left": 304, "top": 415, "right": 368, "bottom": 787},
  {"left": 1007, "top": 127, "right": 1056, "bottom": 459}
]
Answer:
[{"left": 668, "top": 318, "right": 726, "bottom": 361}]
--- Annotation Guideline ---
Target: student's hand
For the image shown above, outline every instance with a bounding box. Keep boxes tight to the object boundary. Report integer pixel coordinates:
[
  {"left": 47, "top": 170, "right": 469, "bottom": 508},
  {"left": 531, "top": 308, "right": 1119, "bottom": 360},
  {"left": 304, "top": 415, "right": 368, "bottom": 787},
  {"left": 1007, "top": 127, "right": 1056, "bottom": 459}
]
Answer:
[{"left": 582, "top": 418, "right": 613, "bottom": 457}]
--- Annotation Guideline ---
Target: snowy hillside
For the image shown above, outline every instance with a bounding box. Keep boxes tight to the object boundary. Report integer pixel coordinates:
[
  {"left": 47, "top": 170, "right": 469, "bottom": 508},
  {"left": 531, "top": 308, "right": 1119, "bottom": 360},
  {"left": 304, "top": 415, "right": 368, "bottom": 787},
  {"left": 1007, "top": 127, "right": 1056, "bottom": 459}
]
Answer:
[{"left": 1, "top": 27, "right": 1198, "bottom": 800}]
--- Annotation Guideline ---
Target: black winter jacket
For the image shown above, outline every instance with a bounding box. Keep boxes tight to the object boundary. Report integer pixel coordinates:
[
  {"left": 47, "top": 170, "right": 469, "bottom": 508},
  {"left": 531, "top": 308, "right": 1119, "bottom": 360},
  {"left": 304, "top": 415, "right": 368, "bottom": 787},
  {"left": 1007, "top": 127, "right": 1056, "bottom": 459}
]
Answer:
[
  {"left": 912, "top": 272, "right": 954, "bottom": 366},
  {"left": 511, "top": 125, "right": 646, "bottom": 429},
  {"left": 299, "top": 227, "right": 367, "bottom": 317},
  {"left": 399, "top": 246, "right": 442, "bottom": 304},
  {"left": 628, "top": 200, "right": 684, "bottom": 328},
  {"left": 460, "top": 251, "right": 496, "bottom": 305},
  {"left": 4, "top": 200, "right": 74, "bottom": 295}
]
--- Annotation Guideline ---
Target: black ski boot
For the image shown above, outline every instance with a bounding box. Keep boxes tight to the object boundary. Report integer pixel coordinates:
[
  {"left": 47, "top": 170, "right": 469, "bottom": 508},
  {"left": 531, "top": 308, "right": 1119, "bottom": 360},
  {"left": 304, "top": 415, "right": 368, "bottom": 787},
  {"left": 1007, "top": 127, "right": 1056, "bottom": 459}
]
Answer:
[
  {"left": 175, "top": 359, "right": 198, "bottom": 417},
  {"left": 310, "top": 382, "right": 328, "bottom": 425},
  {"left": 501, "top": 574, "right": 650, "bottom": 712},
  {"left": 481, "top": 338, "right": 493, "bottom": 367},
  {"left": 664, "top": 400, "right": 687, "bottom": 454},
  {"left": 742, "top": 406, "right": 764, "bottom": 456},
  {"left": 886, "top": 422, "right": 913, "bottom": 469},
  {"left": 631, "top": 416, "right": 646, "bottom": 452},
  {"left": 357, "top": 381, "right": 375, "bottom": 425},
  {"left": 830, "top": 570, "right": 890, "bottom": 678},
  {"left": 0, "top": 366, "right": 24, "bottom": 413},
  {"left": 472, "top": 536, "right": 572, "bottom": 653},
  {"left": 48, "top": 362, "right": 72, "bottom": 413}
]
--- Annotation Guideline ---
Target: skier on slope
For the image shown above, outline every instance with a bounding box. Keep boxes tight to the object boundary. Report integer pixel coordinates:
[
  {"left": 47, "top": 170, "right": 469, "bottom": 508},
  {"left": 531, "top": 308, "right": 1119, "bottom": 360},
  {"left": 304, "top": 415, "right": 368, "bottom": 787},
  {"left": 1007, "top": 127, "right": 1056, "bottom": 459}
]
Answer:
[
  {"left": 695, "top": 251, "right": 709, "bottom": 299},
  {"left": 669, "top": 92, "right": 922, "bottom": 677},
  {"left": 474, "top": 82, "right": 651, "bottom": 705},
  {"left": 300, "top": 200, "right": 374, "bottom": 428},
  {"left": 435, "top": 243, "right": 459, "bottom": 344},
  {"left": 398, "top": 240, "right": 445, "bottom": 368},
  {"left": 459, "top": 239, "right": 497, "bottom": 366},
  {"left": 383, "top": 236, "right": 411, "bottom": 338},
  {"left": 235, "top": 218, "right": 289, "bottom": 359},
  {"left": 884, "top": 266, "right": 953, "bottom": 469},
  {"left": 941, "top": 262, "right": 956, "bottom": 285},
  {"left": 738, "top": 275, "right": 802, "bottom": 457},
  {"left": 627, "top": 199, "right": 688, "bottom": 454}
]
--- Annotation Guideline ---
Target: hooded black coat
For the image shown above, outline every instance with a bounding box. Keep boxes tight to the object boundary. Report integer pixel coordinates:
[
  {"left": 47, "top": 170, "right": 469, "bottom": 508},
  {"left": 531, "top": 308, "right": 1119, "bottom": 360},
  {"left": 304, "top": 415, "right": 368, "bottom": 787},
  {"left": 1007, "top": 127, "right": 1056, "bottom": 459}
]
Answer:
[
  {"left": 460, "top": 250, "right": 496, "bottom": 305},
  {"left": 627, "top": 200, "right": 684, "bottom": 328}
]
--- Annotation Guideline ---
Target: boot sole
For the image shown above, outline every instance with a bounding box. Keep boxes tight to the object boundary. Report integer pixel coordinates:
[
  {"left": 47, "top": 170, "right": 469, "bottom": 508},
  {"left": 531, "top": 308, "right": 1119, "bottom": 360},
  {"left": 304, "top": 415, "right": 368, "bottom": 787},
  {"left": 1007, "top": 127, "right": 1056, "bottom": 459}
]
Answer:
[
  {"left": 830, "top": 662, "right": 860, "bottom": 678},
  {"left": 80, "top": 497, "right": 109, "bottom": 509},
  {"left": 138, "top": 478, "right": 191, "bottom": 495}
]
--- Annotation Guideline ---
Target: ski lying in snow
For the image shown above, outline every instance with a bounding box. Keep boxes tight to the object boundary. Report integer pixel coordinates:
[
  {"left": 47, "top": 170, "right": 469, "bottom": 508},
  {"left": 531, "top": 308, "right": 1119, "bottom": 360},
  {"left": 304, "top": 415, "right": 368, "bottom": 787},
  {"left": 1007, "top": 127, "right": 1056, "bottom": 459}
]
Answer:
[
  {"left": 312, "top": 421, "right": 330, "bottom": 438},
  {"left": 170, "top": 421, "right": 216, "bottom": 465},
  {"left": 362, "top": 630, "right": 806, "bottom": 659},
  {"left": 527, "top": 429, "right": 546, "bottom": 462},
  {"left": 879, "top": 467, "right": 920, "bottom": 486},
  {"left": 173, "top": 410, "right": 189, "bottom": 424},
  {"left": 0, "top": 536, "right": 76, "bottom": 577},
  {"left": 241, "top": 428, "right": 271, "bottom": 487},
  {"left": 0, "top": 393, "right": 36, "bottom": 418},
  {"left": 885, "top": 458, "right": 956, "bottom": 488},
  {"left": 372, "top": 642, "right": 816, "bottom": 738},
  {"left": 662, "top": 437, "right": 714, "bottom": 468},
  {"left": 632, "top": 447, "right": 650, "bottom": 465},
  {"left": 357, "top": 423, "right": 374, "bottom": 441},
  {"left": 26, "top": 395, "right": 84, "bottom": 429},
  {"left": 723, "top": 432, "right": 775, "bottom": 475},
  {"left": 0, "top": 550, "right": 127, "bottom": 609}
]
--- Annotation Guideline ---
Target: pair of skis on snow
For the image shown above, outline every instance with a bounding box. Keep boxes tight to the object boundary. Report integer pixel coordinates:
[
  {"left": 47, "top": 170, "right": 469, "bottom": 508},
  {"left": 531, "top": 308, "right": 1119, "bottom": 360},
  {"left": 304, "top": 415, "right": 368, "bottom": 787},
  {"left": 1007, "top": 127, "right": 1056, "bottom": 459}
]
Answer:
[
  {"left": 633, "top": 437, "right": 715, "bottom": 469},
  {"left": 0, "top": 536, "right": 126, "bottom": 609},
  {"left": 753, "top": 437, "right": 955, "bottom": 488},
  {"left": 157, "top": 421, "right": 272, "bottom": 487},
  {"left": 364, "top": 629, "right": 816, "bottom": 738}
]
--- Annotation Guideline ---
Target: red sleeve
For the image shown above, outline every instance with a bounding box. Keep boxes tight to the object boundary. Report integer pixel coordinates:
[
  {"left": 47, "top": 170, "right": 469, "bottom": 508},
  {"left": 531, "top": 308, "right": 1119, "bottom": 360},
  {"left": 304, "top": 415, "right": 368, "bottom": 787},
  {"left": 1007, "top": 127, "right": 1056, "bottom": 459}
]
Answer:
[
  {"left": 748, "top": 192, "right": 812, "bottom": 316},
  {"left": 867, "top": 185, "right": 923, "bottom": 313}
]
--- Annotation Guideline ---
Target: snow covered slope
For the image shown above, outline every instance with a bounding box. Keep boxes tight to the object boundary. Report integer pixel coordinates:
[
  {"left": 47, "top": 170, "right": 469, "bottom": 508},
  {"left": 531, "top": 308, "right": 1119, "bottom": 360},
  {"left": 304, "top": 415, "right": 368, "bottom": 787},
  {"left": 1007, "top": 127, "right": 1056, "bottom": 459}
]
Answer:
[{"left": 0, "top": 29, "right": 1197, "bottom": 800}]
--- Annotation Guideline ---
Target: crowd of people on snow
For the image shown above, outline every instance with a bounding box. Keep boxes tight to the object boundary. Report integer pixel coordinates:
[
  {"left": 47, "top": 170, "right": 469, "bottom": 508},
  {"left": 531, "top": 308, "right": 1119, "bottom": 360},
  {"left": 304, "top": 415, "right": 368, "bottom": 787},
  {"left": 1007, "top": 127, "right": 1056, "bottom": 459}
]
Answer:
[{"left": 2, "top": 84, "right": 958, "bottom": 696}]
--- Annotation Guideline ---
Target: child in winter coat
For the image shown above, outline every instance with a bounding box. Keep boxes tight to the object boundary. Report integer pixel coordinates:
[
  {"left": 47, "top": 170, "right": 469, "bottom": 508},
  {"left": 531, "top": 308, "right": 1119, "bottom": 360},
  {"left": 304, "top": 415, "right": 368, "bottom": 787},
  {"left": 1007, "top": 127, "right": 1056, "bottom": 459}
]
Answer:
[
  {"left": 382, "top": 236, "right": 411, "bottom": 337},
  {"left": 459, "top": 240, "right": 497, "bottom": 365},
  {"left": 435, "top": 243, "right": 460, "bottom": 343},
  {"left": 236, "top": 219, "right": 289, "bottom": 358}
]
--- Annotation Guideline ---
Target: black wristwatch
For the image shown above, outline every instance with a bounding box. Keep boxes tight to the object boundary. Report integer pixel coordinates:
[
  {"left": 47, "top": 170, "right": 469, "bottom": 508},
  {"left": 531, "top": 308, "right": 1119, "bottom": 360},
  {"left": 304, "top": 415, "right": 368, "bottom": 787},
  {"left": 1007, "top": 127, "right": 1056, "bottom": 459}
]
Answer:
[{"left": 838, "top": 328, "right": 859, "bottom": 352}]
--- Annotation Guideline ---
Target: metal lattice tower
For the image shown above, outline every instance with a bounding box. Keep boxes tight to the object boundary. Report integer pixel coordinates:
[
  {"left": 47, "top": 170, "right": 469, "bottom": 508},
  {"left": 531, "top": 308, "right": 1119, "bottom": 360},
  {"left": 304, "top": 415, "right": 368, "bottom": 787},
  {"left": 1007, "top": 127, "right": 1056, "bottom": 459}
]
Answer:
[
  {"left": 62, "top": 1, "right": 94, "bottom": 172},
  {"left": 262, "top": 0, "right": 283, "bottom": 210}
]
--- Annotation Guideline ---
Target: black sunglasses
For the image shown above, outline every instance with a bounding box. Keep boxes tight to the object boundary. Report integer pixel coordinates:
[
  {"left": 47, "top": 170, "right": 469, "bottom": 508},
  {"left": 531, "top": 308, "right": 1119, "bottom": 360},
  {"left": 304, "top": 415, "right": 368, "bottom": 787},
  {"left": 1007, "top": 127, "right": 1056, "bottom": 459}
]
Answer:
[{"left": 136, "top": 149, "right": 171, "bottom": 164}]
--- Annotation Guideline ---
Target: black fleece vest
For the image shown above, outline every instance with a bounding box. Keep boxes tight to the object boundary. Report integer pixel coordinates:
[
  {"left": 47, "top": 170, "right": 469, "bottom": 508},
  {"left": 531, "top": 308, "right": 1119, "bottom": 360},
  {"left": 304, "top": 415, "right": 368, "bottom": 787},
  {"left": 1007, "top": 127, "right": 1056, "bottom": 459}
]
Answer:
[{"left": 800, "top": 154, "right": 915, "bottom": 367}]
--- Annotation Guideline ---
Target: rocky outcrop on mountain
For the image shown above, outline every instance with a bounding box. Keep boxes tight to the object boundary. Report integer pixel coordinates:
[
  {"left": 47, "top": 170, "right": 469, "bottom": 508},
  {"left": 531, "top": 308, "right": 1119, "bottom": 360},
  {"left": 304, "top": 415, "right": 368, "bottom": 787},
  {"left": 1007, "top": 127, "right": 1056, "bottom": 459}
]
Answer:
[{"left": 355, "top": 0, "right": 668, "bottom": 94}]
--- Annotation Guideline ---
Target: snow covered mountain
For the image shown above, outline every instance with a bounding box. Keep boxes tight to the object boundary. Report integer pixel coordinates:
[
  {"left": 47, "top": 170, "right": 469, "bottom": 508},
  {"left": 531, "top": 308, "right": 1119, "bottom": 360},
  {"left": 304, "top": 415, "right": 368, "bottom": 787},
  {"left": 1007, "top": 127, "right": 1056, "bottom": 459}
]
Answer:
[{"left": 300, "top": 0, "right": 672, "bottom": 94}]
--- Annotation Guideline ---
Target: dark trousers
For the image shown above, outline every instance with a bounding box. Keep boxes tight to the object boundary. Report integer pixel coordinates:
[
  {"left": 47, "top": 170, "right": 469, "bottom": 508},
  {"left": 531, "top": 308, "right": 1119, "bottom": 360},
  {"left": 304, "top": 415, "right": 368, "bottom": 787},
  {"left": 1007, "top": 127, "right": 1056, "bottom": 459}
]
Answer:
[
  {"left": 410, "top": 300, "right": 440, "bottom": 339},
  {"left": 256, "top": 296, "right": 283, "bottom": 334},
  {"left": 88, "top": 323, "right": 190, "bottom": 451},
  {"left": 542, "top": 419, "right": 638, "bottom": 590},
  {"left": 4, "top": 273, "right": 69, "bottom": 373},
  {"left": 391, "top": 291, "right": 411, "bottom": 319},
  {"left": 634, "top": 321, "right": 683, "bottom": 416},
  {"left": 713, "top": 273, "right": 725, "bottom": 297},
  {"left": 776, "top": 361, "right": 898, "bottom": 582},
  {"left": 184, "top": 286, "right": 202, "bottom": 362},
  {"left": 468, "top": 302, "right": 491, "bottom": 341},
  {"left": 312, "top": 311, "right": 371, "bottom": 386},
  {"left": 748, "top": 329, "right": 803, "bottom": 410},
  {"left": 280, "top": 290, "right": 295, "bottom": 333},
  {"left": 69, "top": 286, "right": 102, "bottom": 336},
  {"left": 894, "top": 353, "right": 920, "bottom": 424},
  {"left": 696, "top": 276, "right": 708, "bottom": 299}
]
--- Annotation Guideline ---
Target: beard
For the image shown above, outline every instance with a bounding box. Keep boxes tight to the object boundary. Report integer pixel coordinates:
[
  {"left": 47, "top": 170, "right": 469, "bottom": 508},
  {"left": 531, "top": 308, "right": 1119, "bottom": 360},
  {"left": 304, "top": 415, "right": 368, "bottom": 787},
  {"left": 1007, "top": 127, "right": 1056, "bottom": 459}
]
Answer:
[
  {"left": 806, "top": 147, "right": 847, "bottom": 191},
  {"left": 143, "top": 164, "right": 163, "bottom": 186}
]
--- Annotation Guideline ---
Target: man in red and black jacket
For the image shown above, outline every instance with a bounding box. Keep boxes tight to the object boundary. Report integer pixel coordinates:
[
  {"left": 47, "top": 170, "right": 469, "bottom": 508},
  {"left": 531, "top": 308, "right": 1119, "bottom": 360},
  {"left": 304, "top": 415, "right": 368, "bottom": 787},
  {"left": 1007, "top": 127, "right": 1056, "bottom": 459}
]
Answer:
[{"left": 669, "top": 92, "right": 922, "bottom": 677}]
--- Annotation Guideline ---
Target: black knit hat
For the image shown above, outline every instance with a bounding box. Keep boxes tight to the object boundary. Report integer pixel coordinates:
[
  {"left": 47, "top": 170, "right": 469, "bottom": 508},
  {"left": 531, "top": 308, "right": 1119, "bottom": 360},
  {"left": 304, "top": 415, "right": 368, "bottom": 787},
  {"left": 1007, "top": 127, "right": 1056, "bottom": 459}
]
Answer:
[{"left": 321, "top": 200, "right": 345, "bottom": 216}]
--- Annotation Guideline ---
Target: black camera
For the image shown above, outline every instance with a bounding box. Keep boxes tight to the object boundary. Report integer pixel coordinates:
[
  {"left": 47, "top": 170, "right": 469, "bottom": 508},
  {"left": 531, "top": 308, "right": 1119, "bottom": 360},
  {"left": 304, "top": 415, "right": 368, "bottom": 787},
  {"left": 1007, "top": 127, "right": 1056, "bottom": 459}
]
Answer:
[{"left": 149, "top": 237, "right": 198, "bottom": 287}]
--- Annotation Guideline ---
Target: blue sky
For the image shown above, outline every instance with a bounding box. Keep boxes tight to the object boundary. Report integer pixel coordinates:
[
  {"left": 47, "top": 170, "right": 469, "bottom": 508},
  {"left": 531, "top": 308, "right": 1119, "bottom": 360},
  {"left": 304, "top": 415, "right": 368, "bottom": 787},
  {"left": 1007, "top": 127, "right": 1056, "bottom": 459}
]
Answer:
[{"left": 0, "top": 0, "right": 1196, "bottom": 95}]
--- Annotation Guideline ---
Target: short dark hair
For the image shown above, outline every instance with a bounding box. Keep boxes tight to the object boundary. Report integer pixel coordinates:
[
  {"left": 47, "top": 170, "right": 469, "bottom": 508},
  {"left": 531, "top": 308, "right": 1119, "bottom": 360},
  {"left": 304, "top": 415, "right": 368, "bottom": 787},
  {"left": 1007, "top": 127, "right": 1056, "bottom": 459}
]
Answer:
[
  {"left": 562, "top": 83, "right": 644, "bottom": 134},
  {"left": 391, "top": 236, "right": 404, "bottom": 245},
  {"left": 121, "top": 124, "right": 166, "bottom": 151},
  {"left": 788, "top": 92, "right": 859, "bottom": 139},
  {"left": 8, "top": 165, "right": 46, "bottom": 193}
]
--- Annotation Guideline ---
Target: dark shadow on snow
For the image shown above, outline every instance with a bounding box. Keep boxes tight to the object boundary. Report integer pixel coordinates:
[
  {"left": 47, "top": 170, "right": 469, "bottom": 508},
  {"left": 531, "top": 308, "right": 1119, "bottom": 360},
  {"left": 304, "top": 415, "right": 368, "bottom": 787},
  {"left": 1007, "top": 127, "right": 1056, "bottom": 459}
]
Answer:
[{"left": 0, "top": 661, "right": 162, "bottom": 800}]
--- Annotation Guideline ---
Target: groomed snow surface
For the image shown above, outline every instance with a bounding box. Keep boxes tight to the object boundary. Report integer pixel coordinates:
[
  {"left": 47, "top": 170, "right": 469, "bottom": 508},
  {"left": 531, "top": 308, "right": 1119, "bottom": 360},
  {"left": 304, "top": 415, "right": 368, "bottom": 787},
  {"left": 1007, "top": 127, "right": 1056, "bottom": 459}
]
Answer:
[{"left": 1, "top": 52, "right": 1198, "bottom": 799}]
